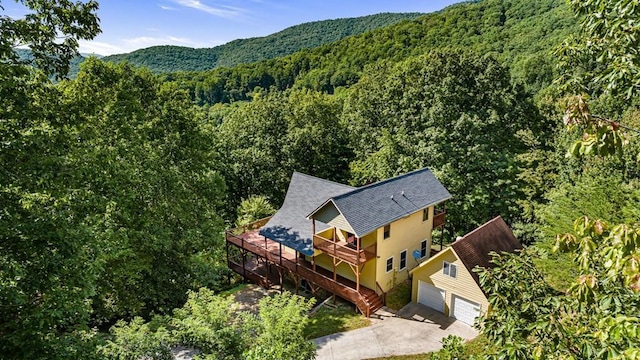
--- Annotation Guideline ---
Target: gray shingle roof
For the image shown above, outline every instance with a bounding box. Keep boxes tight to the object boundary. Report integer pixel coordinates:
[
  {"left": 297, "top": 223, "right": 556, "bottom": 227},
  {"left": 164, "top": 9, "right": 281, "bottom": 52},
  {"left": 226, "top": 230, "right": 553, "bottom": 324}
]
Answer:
[
  {"left": 309, "top": 167, "right": 451, "bottom": 238},
  {"left": 259, "top": 172, "right": 354, "bottom": 256}
]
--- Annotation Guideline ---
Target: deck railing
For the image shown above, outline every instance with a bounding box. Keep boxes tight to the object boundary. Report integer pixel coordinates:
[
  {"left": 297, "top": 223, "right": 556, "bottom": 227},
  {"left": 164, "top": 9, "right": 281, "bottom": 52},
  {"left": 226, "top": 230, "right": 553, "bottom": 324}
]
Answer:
[
  {"left": 433, "top": 210, "right": 446, "bottom": 228},
  {"left": 312, "top": 234, "right": 376, "bottom": 265},
  {"left": 376, "top": 281, "right": 387, "bottom": 305},
  {"left": 225, "top": 231, "right": 373, "bottom": 315},
  {"left": 227, "top": 216, "right": 273, "bottom": 236}
]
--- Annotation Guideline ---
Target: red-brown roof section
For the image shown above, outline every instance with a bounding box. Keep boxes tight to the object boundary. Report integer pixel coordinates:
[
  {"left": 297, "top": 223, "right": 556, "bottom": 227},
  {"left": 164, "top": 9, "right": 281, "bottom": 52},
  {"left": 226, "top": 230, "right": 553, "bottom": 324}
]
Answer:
[{"left": 451, "top": 216, "right": 522, "bottom": 286}]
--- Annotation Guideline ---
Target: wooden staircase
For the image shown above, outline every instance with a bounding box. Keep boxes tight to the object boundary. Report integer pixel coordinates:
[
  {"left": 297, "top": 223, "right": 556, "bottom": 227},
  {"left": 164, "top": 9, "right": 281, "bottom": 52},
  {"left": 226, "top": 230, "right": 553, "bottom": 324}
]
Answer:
[{"left": 361, "top": 291, "right": 385, "bottom": 316}]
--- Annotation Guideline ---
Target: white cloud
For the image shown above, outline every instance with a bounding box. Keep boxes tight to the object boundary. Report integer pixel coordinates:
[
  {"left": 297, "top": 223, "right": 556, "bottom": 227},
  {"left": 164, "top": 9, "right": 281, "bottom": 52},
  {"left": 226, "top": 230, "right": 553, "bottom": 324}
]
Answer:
[
  {"left": 78, "top": 40, "right": 125, "bottom": 56},
  {"left": 76, "top": 35, "right": 224, "bottom": 56},
  {"left": 172, "top": 0, "right": 244, "bottom": 18},
  {"left": 123, "top": 35, "right": 205, "bottom": 48},
  {"left": 159, "top": 4, "right": 176, "bottom": 10}
]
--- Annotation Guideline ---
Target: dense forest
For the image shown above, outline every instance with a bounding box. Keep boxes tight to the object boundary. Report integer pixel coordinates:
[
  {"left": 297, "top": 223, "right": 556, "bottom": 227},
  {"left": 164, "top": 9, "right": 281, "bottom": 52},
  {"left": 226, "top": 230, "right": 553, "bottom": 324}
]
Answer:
[
  {"left": 168, "top": 0, "right": 577, "bottom": 105},
  {"left": 16, "top": 13, "right": 424, "bottom": 77},
  {"left": 1, "top": 0, "right": 639, "bottom": 359},
  {"left": 101, "top": 13, "right": 424, "bottom": 73}
]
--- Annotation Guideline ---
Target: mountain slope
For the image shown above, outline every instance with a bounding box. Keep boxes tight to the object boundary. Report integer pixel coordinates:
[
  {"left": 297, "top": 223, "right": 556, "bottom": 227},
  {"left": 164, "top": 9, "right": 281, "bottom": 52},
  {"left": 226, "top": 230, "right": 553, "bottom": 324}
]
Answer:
[
  {"left": 171, "top": 0, "right": 578, "bottom": 105},
  {"left": 101, "top": 13, "right": 424, "bottom": 73}
]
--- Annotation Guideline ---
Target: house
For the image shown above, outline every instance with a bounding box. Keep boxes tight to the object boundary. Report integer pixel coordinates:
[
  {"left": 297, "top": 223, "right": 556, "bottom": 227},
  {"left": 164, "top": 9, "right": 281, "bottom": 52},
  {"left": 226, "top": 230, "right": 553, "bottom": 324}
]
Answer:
[
  {"left": 410, "top": 216, "right": 522, "bottom": 325},
  {"left": 225, "top": 167, "right": 450, "bottom": 316}
]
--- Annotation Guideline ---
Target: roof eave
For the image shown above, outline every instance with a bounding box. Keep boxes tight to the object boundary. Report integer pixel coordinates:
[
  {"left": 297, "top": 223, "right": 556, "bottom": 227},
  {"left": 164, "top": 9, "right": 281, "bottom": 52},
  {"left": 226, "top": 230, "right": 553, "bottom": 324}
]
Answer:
[
  {"left": 409, "top": 247, "right": 456, "bottom": 275},
  {"left": 353, "top": 195, "right": 452, "bottom": 238},
  {"left": 307, "top": 198, "right": 358, "bottom": 235}
]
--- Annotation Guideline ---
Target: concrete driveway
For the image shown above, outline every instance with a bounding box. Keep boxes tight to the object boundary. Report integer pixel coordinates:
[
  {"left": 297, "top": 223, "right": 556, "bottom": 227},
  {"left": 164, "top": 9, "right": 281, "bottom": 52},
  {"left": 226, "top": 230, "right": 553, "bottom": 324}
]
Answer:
[{"left": 314, "top": 303, "right": 479, "bottom": 360}]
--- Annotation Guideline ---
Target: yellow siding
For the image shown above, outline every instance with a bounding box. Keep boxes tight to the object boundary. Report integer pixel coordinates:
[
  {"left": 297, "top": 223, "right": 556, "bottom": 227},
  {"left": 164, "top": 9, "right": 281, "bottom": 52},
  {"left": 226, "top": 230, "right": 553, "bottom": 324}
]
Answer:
[
  {"left": 307, "top": 227, "right": 378, "bottom": 291},
  {"left": 376, "top": 206, "right": 434, "bottom": 293},
  {"left": 311, "top": 253, "right": 377, "bottom": 290},
  {"left": 312, "top": 227, "right": 333, "bottom": 256},
  {"left": 283, "top": 245, "right": 297, "bottom": 256},
  {"left": 410, "top": 248, "right": 488, "bottom": 317}
]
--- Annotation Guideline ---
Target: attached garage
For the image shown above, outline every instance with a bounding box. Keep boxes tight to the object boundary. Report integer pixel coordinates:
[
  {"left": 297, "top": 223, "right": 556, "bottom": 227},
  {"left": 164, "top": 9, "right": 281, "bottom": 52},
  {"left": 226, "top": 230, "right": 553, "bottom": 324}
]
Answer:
[
  {"left": 410, "top": 216, "right": 522, "bottom": 326},
  {"left": 452, "top": 295, "right": 481, "bottom": 325},
  {"left": 417, "top": 281, "right": 445, "bottom": 313}
]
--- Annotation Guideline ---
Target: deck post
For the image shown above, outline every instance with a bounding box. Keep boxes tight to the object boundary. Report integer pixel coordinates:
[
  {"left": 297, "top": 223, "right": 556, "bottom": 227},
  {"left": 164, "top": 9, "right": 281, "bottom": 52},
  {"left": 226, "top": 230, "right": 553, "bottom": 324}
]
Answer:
[
  {"left": 333, "top": 242, "right": 337, "bottom": 281},
  {"left": 356, "top": 236, "right": 360, "bottom": 292},
  {"left": 332, "top": 252, "right": 337, "bottom": 303},
  {"left": 225, "top": 234, "right": 229, "bottom": 264},
  {"left": 241, "top": 240, "right": 246, "bottom": 280},
  {"left": 225, "top": 237, "right": 231, "bottom": 286},
  {"left": 279, "top": 242, "right": 283, "bottom": 293}
]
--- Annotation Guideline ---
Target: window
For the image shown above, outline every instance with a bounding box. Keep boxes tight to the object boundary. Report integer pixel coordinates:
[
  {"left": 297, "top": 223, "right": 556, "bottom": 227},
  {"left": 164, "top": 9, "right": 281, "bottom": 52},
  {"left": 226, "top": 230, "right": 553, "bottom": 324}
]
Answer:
[
  {"left": 423, "top": 208, "right": 430, "bottom": 222},
  {"left": 346, "top": 232, "right": 355, "bottom": 242},
  {"left": 399, "top": 250, "right": 407, "bottom": 271},
  {"left": 420, "top": 240, "right": 428, "bottom": 258},
  {"left": 346, "top": 232, "right": 357, "bottom": 248},
  {"left": 383, "top": 224, "right": 391, "bottom": 239},
  {"left": 386, "top": 257, "right": 393, "bottom": 273},
  {"left": 443, "top": 261, "right": 457, "bottom": 278}
]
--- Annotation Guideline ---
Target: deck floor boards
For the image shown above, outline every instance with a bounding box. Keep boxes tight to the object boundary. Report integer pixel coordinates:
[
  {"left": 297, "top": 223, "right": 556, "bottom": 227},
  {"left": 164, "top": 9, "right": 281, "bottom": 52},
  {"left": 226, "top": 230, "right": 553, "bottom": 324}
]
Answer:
[{"left": 226, "top": 229, "right": 382, "bottom": 315}]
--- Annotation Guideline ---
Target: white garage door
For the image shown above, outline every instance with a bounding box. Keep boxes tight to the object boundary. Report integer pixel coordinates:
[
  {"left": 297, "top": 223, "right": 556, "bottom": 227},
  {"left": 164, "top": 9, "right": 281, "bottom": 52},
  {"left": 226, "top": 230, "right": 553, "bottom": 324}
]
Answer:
[
  {"left": 452, "top": 295, "right": 481, "bottom": 325},
  {"left": 417, "top": 281, "right": 445, "bottom": 313}
]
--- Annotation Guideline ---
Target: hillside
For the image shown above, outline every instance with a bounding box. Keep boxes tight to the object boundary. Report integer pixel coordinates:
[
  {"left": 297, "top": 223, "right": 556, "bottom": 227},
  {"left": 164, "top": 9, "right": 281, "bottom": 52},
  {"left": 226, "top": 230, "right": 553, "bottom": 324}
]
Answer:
[
  {"left": 171, "top": 0, "right": 578, "bottom": 105},
  {"left": 101, "top": 13, "right": 424, "bottom": 73}
]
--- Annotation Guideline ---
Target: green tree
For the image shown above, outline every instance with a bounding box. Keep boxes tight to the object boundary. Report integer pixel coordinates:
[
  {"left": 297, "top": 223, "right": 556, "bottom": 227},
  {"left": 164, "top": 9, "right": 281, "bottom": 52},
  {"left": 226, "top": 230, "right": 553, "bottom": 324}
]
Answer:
[
  {"left": 236, "top": 195, "right": 276, "bottom": 227},
  {"left": 58, "top": 59, "right": 226, "bottom": 321},
  {"left": 557, "top": 0, "right": 640, "bottom": 98},
  {"left": 480, "top": 223, "right": 640, "bottom": 359},
  {"left": 344, "top": 51, "right": 542, "bottom": 235},
  {"left": 103, "top": 290, "right": 316, "bottom": 360},
  {"left": 244, "top": 292, "right": 316, "bottom": 360},
  {"left": 479, "top": 0, "right": 640, "bottom": 357},
  {"left": 101, "top": 317, "right": 173, "bottom": 360},
  {"left": 171, "top": 289, "right": 245, "bottom": 360},
  {"left": 215, "top": 89, "right": 351, "bottom": 218},
  {"left": 0, "top": 0, "right": 100, "bottom": 78},
  {"left": 0, "top": 1, "right": 101, "bottom": 358}
]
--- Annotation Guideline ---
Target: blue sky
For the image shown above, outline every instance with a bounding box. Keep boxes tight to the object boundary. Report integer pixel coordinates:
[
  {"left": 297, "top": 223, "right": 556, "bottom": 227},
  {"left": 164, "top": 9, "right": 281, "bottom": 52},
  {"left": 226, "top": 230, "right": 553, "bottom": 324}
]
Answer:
[{"left": 6, "top": 0, "right": 461, "bottom": 56}]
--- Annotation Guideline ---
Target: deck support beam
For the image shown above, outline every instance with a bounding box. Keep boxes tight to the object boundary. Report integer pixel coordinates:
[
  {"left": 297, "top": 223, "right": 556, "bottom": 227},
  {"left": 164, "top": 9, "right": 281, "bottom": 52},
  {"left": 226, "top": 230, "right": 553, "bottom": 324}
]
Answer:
[
  {"left": 356, "top": 236, "right": 361, "bottom": 292},
  {"left": 225, "top": 230, "right": 383, "bottom": 317}
]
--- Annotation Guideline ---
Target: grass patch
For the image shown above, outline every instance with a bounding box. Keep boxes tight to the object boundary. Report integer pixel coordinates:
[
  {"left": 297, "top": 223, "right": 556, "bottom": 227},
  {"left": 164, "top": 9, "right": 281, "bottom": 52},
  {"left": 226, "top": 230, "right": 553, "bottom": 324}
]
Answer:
[
  {"left": 368, "top": 334, "right": 493, "bottom": 359},
  {"left": 304, "top": 302, "right": 371, "bottom": 339},
  {"left": 385, "top": 280, "right": 411, "bottom": 310},
  {"left": 217, "top": 283, "right": 249, "bottom": 296}
]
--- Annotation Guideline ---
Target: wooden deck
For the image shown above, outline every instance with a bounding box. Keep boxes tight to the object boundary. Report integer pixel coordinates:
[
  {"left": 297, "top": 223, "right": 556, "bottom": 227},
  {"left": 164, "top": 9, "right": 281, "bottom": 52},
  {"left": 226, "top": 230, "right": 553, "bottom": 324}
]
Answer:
[
  {"left": 225, "top": 229, "right": 384, "bottom": 317},
  {"left": 313, "top": 235, "right": 376, "bottom": 265}
]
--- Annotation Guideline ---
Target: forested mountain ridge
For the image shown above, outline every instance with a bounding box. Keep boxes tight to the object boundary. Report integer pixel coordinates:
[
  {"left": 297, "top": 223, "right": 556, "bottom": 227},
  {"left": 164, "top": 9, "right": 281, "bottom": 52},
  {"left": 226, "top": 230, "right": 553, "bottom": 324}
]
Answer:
[
  {"left": 100, "top": 13, "right": 424, "bottom": 73},
  {"left": 170, "top": 0, "right": 578, "bottom": 105}
]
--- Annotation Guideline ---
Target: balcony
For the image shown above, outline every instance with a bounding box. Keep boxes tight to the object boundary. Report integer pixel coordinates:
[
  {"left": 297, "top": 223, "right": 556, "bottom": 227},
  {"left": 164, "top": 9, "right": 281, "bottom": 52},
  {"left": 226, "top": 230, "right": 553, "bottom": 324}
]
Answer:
[
  {"left": 433, "top": 209, "right": 446, "bottom": 228},
  {"left": 313, "top": 234, "right": 376, "bottom": 266}
]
